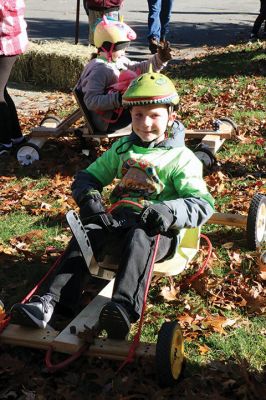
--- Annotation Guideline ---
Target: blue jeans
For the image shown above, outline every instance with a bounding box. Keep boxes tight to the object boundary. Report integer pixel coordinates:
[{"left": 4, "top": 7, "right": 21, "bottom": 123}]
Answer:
[{"left": 147, "top": 0, "right": 173, "bottom": 41}]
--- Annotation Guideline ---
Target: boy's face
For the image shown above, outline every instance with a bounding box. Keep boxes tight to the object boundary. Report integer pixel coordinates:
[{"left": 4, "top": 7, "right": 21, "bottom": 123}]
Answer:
[{"left": 130, "top": 104, "right": 176, "bottom": 143}]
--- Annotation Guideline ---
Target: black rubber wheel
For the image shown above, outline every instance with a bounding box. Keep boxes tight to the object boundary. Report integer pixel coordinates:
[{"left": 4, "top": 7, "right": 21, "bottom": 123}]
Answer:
[
  {"left": 40, "top": 114, "right": 61, "bottom": 127},
  {"left": 194, "top": 144, "right": 217, "bottom": 170},
  {"left": 246, "top": 194, "right": 266, "bottom": 250},
  {"left": 218, "top": 117, "right": 238, "bottom": 132},
  {"left": 156, "top": 321, "right": 185, "bottom": 387}
]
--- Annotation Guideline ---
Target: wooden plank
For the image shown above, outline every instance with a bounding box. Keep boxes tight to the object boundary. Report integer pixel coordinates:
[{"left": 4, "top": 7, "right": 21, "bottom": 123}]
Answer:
[
  {"left": 202, "top": 135, "right": 225, "bottom": 154},
  {"left": 207, "top": 212, "right": 247, "bottom": 228},
  {"left": 185, "top": 129, "right": 232, "bottom": 139},
  {"left": 85, "top": 338, "right": 156, "bottom": 360},
  {"left": 1, "top": 324, "right": 58, "bottom": 350},
  {"left": 0, "top": 324, "right": 156, "bottom": 360},
  {"left": 82, "top": 129, "right": 131, "bottom": 139},
  {"left": 31, "top": 109, "right": 82, "bottom": 139},
  {"left": 51, "top": 279, "right": 114, "bottom": 353},
  {"left": 31, "top": 126, "right": 65, "bottom": 138}
]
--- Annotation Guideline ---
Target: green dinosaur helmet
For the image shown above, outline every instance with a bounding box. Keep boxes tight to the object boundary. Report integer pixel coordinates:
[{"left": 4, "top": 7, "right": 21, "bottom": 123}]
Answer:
[{"left": 122, "top": 67, "right": 179, "bottom": 107}]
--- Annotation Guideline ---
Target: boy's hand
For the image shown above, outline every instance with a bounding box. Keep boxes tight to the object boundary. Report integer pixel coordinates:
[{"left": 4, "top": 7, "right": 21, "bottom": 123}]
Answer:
[
  {"left": 140, "top": 204, "right": 174, "bottom": 235},
  {"left": 157, "top": 41, "right": 173, "bottom": 62},
  {"left": 84, "top": 212, "right": 129, "bottom": 231},
  {"left": 79, "top": 189, "right": 106, "bottom": 223}
]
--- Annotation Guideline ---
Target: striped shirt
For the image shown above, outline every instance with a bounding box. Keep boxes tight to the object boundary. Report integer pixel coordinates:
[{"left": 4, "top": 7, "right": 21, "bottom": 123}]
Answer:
[{"left": 0, "top": 0, "right": 28, "bottom": 56}]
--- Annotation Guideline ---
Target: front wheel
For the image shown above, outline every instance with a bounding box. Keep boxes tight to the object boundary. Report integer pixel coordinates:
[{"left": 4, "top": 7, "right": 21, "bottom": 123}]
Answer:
[{"left": 156, "top": 321, "right": 185, "bottom": 387}]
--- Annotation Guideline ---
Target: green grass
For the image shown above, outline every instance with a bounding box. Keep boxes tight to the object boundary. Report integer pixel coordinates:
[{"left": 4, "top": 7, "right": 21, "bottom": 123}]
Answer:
[
  {"left": 205, "top": 316, "right": 266, "bottom": 371},
  {"left": 217, "top": 140, "right": 265, "bottom": 164},
  {"left": 0, "top": 212, "right": 67, "bottom": 251},
  {"left": 232, "top": 110, "right": 266, "bottom": 121}
]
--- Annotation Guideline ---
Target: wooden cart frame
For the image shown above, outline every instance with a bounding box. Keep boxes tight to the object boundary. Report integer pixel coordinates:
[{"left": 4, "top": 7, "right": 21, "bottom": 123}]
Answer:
[{"left": 16, "top": 88, "right": 237, "bottom": 166}]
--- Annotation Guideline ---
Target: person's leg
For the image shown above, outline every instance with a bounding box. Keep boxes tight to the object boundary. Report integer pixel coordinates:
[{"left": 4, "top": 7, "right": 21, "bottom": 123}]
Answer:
[
  {"left": 88, "top": 10, "right": 103, "bottom": 45},
  {"left": 159, "top": 0, "right": 174, "bottom": 41},
  {"left": 11, "top": 222, "right": 112, "bottom": 328},
  {"left": 112, "top": 228, "right": 173, "bottom": 319},
  {"left": 147, "top": 0, "right": 162, "bottom": 53},
  {"left": 0, "top": 55, "right": 21, "bottom": 150},
  {"left": 46, "top": 238, "right": 90, "bottom": 315},
  {"left": 99, "top": 226, "right": 174, "bottom": 339},
  {"left": 11, "top": 238, "right": 90, "bottom": 327},
  {"left": 251, "top": 0, "right": 266, "bottom": 36},
  {"left": 4, "top": 87, "right": 24, "bottom": 142}
]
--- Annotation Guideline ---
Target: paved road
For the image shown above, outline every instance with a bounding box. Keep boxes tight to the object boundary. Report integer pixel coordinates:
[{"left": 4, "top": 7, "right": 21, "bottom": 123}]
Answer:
[{"left": 25, "top": 0, "right": 258, "bottom": 53}]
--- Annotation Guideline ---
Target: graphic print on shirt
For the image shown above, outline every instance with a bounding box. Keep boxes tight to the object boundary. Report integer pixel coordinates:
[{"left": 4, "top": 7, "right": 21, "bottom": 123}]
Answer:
[{"left": 112, "top": 157, "right": 165, "bottom": 200}]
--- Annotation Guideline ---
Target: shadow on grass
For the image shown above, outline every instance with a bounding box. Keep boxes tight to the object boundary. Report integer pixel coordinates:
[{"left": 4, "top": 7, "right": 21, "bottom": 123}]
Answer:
[
  {"left": 0, "top": 342, "right": 265, "bottom": 399},
  {"left": 0, "top": 252, "right": 58, "bottom": 309},
  {"left": 220, "top": 159, "right": 266, "bottom": 178}
]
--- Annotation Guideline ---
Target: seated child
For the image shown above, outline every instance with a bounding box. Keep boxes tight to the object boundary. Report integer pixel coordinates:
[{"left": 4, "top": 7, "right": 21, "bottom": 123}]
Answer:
[
  {"left": 11, "top": 70, "right": 215, "bottom": 340},
  {"left": 75, "top": 16, "right": 173, "bottom": 133}
]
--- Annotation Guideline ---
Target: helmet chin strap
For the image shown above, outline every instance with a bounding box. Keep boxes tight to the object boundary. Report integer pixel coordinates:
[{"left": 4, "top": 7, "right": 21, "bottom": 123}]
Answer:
[
  {"left": 101, "top": 43, "right": 115, "bottom": 62},
  {"left": 140, "top": 117, "right": 174, "bottom": 147},
  {"left": 140, "top": 131, "right": 165, "bottom": 148}
]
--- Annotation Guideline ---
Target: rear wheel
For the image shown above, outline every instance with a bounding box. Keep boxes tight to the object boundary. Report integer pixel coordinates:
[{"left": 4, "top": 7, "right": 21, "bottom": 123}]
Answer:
[
  {"left": 40, "top": 115, "right": 61, "bottom": 127},
  {"left": 217, "top": 117, "right": 238, "bottom": 132},
  {"left": 246, "top": 194, "right": 266, "bottom": 250},
  {"left": 16, "top": 143, "right": 41, "bottom": 166},
  {"left": 156, "top": 321, "right": 185, "bottom": 387}
]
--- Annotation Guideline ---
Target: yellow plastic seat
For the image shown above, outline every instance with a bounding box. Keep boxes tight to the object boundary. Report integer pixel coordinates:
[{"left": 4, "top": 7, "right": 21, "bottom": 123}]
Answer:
[
  {"left": 153, "top": 227, "right": 200, "bottom": 276},
  {"left": 91, "top": 227, "right": 200, "bottom": 279}
]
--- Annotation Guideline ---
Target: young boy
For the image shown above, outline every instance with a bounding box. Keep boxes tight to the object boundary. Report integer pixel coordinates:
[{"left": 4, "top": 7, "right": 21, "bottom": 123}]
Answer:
[{"left": 11, "top": 70, "right": 214, "bottom": 340}]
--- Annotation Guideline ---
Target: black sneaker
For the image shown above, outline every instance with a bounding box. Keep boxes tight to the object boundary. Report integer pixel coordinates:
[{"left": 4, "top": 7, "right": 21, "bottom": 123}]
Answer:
[
  {"left": 99, "top": 301, "right": 131, "bottom": 340},
  {"left": 0, "top": 143, "right": 12, "bottom": 156},
  {"left": 11, "top": 295, "right": 55, "bottom": 329}
]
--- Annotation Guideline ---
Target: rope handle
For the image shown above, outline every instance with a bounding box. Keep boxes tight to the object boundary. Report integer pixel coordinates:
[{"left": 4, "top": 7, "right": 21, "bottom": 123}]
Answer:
[
  {"left": 180, "top": 233, "right": 212, "bottom": 287},
  {"left": 45, "top": 344, "right": 88, "bottom": 373},
  {"left": 108, "top": 199, "right": 144, "bottom": 213}
]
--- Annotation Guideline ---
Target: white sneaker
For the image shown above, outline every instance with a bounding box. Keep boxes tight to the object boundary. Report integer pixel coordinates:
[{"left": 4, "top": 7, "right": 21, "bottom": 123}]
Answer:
[{"left": 11, "top": 295, "right": 55, "bottom": 329}]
